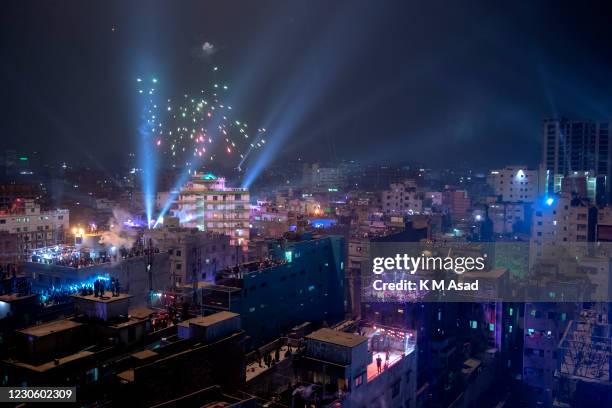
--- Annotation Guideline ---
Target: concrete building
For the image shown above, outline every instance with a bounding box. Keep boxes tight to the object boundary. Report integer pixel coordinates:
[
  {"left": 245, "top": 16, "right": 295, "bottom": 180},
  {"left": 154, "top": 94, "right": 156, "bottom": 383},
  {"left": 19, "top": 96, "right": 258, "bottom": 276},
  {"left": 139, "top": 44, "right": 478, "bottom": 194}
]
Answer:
[
  {"left": 0, "top": 199, "right": 69, "bottom": 261},
  {"left": 0, "top": 183, "right": 44, "bottom": 211},
  {"left": 24, "top": 245, "right": 170, "bottom": 305},
  {"left": 297, "top": 327, "right": 417, "bottom": 408},
  {"left": 2, "top": 304, "right": 247, "bottom": 407},
  {"left": 249, "top": 202, "right": 290, "bottom": 239},
  {"left": 487, "top": 166, "right": 540, "bottom": 203},
  {"left": 304, "top": 163, "right": 347, "bottom": 193},
  {"left": 596, "top": 206, "right": 612, "bottom": 241},
  {"left": 0, "top": 231, "right": 19, "bottom": 269},
  {"left": 488, "top": 202, "right": 528, "bottom": 235},
  {"left": 202, "top": 235, "right": 345, "bottom": 348},
  {"left": 172, "top": 172, "right": 250, "bottom": 252},
  {"left": 347, "top": 238, "right": 371, "bottom": 319},
  {"left": 530, "top": 194, "right": 596, "bottom": 263},
  {"left": 115, "top": 311, "right": 247, "bottom": 407},
  {"left": 144, "top": 220, "right": 235, "bottom": 287},
  {"left": 2, "top": 290, "right": 150, "bottom": 386},
  {"left": 522, "top": 302, "right": 579, "bottom": 406},
  {"left": 381, "top": 180, "right": 423, "bottom": 215},
  {"left": 442, "top": 188, "right": 471, "bottom": 221}
]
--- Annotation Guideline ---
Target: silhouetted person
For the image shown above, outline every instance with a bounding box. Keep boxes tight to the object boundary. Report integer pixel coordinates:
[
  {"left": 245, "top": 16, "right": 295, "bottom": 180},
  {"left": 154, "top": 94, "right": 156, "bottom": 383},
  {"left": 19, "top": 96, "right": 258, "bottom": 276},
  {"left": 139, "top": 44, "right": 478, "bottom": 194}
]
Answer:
[
  {"left": 256, "top": 350, "right": 262, "bottom": 367},
  {"left": 376, "top": 355, "right": 382, "bottom": 373}
]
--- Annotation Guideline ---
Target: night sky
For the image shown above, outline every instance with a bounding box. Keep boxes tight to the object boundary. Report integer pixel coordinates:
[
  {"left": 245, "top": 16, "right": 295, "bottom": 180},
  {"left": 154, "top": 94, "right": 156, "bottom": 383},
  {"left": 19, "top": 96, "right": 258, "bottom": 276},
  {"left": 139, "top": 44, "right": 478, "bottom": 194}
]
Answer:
[{"left": 2, "top": 0, "right": 612, "bottom": 169}]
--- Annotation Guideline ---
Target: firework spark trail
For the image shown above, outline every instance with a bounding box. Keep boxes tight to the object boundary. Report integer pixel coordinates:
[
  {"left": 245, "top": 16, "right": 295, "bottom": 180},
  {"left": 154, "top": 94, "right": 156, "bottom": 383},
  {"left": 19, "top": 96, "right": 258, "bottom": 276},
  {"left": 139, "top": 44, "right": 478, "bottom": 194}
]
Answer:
[{"left": 142, "top": 67, "right": 267, "bottom": 173}]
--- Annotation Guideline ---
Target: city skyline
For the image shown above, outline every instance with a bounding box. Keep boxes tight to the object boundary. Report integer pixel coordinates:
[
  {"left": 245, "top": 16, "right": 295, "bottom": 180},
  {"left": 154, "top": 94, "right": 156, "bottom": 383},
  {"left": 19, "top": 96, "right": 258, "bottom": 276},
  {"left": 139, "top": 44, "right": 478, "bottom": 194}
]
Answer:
[{"left": 2, "top": 2, "right": 612, "bottom": 407}]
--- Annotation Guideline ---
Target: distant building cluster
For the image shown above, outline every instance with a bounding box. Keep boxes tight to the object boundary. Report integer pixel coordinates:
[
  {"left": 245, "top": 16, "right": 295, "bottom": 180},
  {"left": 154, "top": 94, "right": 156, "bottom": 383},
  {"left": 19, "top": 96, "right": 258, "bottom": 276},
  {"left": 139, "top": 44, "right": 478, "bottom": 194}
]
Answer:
[{"left": 0, "top": 118, "right": 612, "bottom": 406}]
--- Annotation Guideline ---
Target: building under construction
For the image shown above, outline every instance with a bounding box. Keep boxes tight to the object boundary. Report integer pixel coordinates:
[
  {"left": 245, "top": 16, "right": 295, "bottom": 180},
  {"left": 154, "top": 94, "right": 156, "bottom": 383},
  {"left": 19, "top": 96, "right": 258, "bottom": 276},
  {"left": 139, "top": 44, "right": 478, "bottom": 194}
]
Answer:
[{"left": 555, "top": 305, "right": 612, "bottom": 406}]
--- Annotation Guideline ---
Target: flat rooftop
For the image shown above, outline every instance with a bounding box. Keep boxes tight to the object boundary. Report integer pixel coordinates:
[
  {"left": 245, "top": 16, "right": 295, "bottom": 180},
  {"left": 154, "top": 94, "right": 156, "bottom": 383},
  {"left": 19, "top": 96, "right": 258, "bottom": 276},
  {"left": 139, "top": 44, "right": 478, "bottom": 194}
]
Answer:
[
  {"left": 0, "top": 293, "right": 36, "bottom": 303},
  {"left": 17, "top": 319, "right": 82, "bottom": 338},
  {"left": 462, "top": 358, "right": 482, "bottom": 376},
  {"left": 108, "top": 317, "right": 147, "bottom": 330},
  {"left": 181, "top": 311, "right": 239, "bottom": 328},
  {"left": 9, "top": 350, "right": 94, "bottom": 373},
  {"left": 306, "top": 328, "right": 368, "bottom": 348},
  {"left": 129, "top": 307, "right": 156, "bottom": 320},
  {"left": 117, "top": 369, "right": 134, "bottom": 382},
  {"left": 72, "top": 292, "right": 132, "bottom": 303},
  {"left": 367, "top": 349, "right": 404, "bottom": 382},
  {"left": 131, "top": 349, "right": 158, "bottom": 361}
]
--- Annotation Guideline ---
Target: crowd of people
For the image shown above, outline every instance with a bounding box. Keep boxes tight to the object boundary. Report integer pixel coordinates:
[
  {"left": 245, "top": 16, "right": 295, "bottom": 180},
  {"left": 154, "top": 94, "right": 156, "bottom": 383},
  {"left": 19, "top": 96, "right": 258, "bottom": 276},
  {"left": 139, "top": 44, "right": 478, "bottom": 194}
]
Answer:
[
  {"left": 30, "top": 245, "right": 162, "bottom": 268},
  {"left": 39, "top": 286, "right": 75, "bottom": 306},
  {"left": 32, "top": 252, "right": 112, "bottom": 268},
  {"left": 220, "top": 257, "right": 289, "bottom": 279},
  {"left": 37, "top": 277, "right": 122, "bottom": 306}
]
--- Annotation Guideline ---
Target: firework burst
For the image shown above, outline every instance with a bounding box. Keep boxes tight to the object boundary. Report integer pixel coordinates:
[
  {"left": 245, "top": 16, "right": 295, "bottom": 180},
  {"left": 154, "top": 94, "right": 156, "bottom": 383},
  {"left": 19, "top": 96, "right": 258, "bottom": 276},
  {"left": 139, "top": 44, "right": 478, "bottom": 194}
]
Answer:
[{"left": 137, "top": 67, "right": 266, "bottom": 171}]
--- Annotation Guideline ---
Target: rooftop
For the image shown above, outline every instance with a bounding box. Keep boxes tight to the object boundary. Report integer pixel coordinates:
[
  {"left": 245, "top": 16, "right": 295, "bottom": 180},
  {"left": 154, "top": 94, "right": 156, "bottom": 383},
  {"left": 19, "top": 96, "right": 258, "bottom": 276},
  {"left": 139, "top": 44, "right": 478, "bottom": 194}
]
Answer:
[
  {"left": 117, "top": 369, "right": 135, "bottom": 382},
  {"left": 129, "top": 306, "right": 156, "bottom": 320},
  {"left": 306, "top": 328, "right": 368, "bottom": 348},
  {"left": 0, "top": 293, "right": 37, "bottom": 303},
  {"left": 558, "top": 309, "right": 611, "bottom": 383},
  {"left": 9, "top": 350, "right": 94, "bottom": 373},
  {"left": 461, "top": 358, "right": 482, "bottom": 376},
  {"left": 131, "top": 349, "right": 158, "bottom": 361},
  {"left": 108, "top": 317, "right": 147, "bottom": 330},
  {"left": 17, "top": 319, "right": 82, "bottom": 338},
  {"left": 180, "top": 311, "right": 239, "bottom": 328},
  {"left": 72, "top": 292, "right": 132, "bottom": 303}
]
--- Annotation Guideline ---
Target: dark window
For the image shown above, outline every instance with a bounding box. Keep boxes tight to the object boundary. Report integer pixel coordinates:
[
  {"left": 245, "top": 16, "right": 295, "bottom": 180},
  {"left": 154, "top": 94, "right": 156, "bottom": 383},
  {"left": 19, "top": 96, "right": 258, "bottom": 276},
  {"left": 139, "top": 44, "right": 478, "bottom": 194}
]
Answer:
[{"left": 392, "top": 380, "right": 401, "bottom": 398}]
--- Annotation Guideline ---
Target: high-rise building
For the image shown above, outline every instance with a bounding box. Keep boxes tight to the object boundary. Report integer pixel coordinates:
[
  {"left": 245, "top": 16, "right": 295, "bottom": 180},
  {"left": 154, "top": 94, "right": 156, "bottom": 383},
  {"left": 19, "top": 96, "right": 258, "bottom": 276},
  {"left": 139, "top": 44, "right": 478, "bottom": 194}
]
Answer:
[
  {"left": 171, "top": 173, "right": 250, "bottom": 253},
  {"left": 542, "top": 119, "right": 612, "bottom": 204}
]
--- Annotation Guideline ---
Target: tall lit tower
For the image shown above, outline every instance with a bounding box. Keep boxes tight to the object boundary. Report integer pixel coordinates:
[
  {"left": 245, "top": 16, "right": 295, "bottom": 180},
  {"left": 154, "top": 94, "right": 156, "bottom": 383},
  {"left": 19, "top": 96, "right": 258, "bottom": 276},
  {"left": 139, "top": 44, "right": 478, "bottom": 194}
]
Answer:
[{"left": 543, "top": 118, "right": 612, "bottom": 204}]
